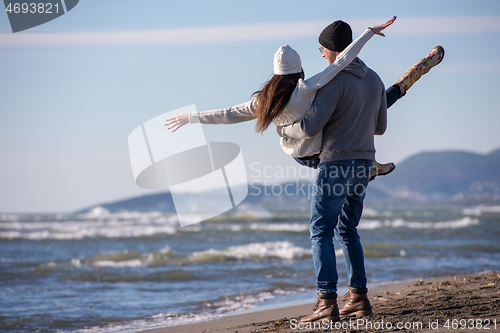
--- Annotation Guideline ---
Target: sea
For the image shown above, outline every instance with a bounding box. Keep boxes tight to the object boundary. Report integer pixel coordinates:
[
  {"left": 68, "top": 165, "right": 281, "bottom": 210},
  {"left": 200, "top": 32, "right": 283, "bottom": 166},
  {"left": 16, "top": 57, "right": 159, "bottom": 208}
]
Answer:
[{"left": 1, "top": 203, "right": 499, "bottom": 332}]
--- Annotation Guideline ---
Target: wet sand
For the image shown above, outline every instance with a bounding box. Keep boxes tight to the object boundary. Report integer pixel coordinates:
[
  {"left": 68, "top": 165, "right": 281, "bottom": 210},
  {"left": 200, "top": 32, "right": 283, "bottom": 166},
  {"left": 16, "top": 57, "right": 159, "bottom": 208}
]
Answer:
[{"left": 145, "top": 271, "right": 499, "bottom": 333}]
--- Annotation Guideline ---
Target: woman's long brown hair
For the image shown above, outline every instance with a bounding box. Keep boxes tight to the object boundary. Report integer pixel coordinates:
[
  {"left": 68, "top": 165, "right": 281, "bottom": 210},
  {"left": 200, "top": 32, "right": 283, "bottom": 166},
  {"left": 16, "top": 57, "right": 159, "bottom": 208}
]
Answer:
[{"left": 252, "top": 70, "right": 304, "bottom": 133}]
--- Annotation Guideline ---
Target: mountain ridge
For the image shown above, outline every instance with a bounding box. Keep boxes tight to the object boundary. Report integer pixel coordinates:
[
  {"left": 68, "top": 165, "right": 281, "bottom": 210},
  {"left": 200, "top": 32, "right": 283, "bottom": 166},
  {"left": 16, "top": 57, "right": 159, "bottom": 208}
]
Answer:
[
  {"left": 369, "top": 147, "right": 500, "bottom": 201},
  {"left": 77, "top": 148, "right": 500, "bottom": 214}
]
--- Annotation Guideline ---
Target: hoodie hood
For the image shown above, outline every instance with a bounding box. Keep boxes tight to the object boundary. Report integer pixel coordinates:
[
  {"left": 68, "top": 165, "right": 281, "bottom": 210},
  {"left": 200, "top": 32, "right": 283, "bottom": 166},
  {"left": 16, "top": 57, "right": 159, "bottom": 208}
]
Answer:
[{"left": 342, "top": 57, "right": 367, "bottom": 79}]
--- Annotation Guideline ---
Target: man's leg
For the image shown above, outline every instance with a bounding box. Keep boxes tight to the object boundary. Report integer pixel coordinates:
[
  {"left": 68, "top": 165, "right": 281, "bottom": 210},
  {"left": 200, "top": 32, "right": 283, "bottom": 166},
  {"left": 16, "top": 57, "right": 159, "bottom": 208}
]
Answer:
[
  {"left": 335, "top": 195, "right": 367, "bottom": 290},
  {"left": 334, "top": 161, "right": 373, "bottom": 318},
  {"left": 310, "top": 162, "right": 358, "bottom": 294},
  {"left": 334, "top": 161, "right": 370, "bottom": 289},
  {"left": 300, "top": 162, "right": 347, "bottom": 323}
]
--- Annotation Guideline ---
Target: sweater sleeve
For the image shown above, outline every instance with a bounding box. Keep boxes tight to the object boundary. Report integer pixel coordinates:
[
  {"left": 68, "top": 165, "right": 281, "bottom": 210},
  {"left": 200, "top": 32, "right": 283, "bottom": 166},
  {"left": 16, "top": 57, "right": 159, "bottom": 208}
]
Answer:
[
  {"left": 189, "top": 98, "right": 257, "bottom": 124},
  {"left": 303, "top": 28, "right": 374, "bottom": 90},
  {"left": 375, "top": 90, "right": 387, "bottom": 135},
  {"left": 278, "top": 89, "right": 338, "bottom": 139}
]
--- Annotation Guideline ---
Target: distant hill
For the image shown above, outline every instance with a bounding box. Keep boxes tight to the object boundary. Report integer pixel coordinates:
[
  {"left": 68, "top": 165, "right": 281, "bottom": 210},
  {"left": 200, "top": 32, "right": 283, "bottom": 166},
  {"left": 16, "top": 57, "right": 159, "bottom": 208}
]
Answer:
[
  {"left": 77, "top": 148, "right": 500, "bottom": 214},
  {"left": 368, "top": 148, "right": 500, "bottom": 201},
  {"left": 76, "top": 181, "right": 317, "bottom": 215}
]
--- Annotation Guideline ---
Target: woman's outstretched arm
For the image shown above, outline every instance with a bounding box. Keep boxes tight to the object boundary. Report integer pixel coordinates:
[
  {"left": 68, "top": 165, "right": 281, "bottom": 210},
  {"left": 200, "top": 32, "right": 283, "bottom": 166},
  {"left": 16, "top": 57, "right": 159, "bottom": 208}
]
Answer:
[{"left": 165, "top": 98, "right": 257, "bottom": 132}]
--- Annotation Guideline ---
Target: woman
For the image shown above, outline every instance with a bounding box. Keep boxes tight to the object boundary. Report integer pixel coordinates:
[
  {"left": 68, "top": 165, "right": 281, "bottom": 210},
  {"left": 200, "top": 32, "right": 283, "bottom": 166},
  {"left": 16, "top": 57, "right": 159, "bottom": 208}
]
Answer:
[{"left": 165, "top": 17, "right": 444, "bottom": 180}]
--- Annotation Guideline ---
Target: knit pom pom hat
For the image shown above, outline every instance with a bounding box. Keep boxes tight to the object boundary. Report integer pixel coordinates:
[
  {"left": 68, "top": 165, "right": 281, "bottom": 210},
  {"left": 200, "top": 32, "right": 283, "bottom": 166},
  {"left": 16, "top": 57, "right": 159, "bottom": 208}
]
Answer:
[
  {"left": 319, "top": 20, "right": 352, "bottom": 52},
  {"left": 273, "top": 45, "right": 302, "bottom": 75}
]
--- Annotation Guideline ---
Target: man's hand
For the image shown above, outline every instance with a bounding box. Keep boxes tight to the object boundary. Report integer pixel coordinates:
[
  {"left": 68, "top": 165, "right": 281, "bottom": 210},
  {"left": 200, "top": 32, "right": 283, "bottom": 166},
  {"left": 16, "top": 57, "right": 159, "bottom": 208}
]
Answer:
[{"left": 370, "top": 16, "right": 397, "bottom": 37}]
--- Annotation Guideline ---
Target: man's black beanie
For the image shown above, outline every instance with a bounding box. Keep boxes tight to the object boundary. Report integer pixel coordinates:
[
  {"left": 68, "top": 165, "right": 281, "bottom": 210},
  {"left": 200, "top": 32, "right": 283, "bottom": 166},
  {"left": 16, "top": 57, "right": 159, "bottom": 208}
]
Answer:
[{"left": 319, "top": 20, "right": 353, "bottom": 52}]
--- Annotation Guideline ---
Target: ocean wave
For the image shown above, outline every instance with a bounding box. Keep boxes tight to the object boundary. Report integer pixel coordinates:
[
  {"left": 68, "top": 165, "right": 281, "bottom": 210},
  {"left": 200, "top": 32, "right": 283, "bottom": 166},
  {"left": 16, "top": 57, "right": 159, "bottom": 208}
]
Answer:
[
  {"left": 74, "top": 243, "right": 330, "bottom": 269},
  {"left": 75, "top": 207, "right": 180, "bottom": 222},
  {"left": 70, "top": 289, "right": 301, "bottom": 333},
  {"left": 463, "top": 205, "right": 500, "bottom": 216},
  {"left": 247, "top": 223, "right": 308, "bottom": 232},
  {"left": 92, "top": 260, "right": 144, "bottom": 268},
  {"left": 188, "top": 241, "right": 312, "bottom": 262},
  {"left": 71, "top": 312, "right": 220, "bottom": 333},
  {"left": 68, "top": 270, "right": 198, "bottom": 283},
  {"left": 232, "top": 208, "right": 274, "bottom": 220},
  {"left": 361, "top": 207, "right": 379, "bottom": 217},
  {"left": 73, "top": 243, "right": 311, "bottom": 270},
  {"left": 82, "top": 247, "right": 174, "bottom": 268},
  {"left": 202, "top": 291, "right": 275, "bottom": 313},
  {"left": 359, "top": 217, "right": 479, "bottom": 230},
  {"left": 0, "top": 219, "right": 178, "bottom": 240},
  {"left": 205, "top": 222, "right": 309, "bottom": 233}
]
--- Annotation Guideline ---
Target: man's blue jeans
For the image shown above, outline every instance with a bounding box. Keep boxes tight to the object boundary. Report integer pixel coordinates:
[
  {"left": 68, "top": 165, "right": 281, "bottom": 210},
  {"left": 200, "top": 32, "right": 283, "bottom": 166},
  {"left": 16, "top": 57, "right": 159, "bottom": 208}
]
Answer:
[{"left": 309, "top": 159, "right": 372, "bottom": 294}]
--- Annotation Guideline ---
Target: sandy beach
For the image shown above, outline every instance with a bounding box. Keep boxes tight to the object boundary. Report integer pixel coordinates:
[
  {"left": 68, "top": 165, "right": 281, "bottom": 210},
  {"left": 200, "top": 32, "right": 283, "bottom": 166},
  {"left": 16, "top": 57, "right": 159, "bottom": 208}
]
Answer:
[{"left": 145, "top": 271, "right": 499, "bottom": 333}]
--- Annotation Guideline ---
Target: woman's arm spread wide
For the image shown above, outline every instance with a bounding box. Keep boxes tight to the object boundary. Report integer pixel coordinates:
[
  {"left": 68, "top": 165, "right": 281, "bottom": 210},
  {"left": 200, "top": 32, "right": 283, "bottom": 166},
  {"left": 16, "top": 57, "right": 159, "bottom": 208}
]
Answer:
[
  {"left": 166, "top": 98, "right": 257, "bottom": 131},
  {"left": 190, "top": 98, "right": 257, "bottom": 124}
]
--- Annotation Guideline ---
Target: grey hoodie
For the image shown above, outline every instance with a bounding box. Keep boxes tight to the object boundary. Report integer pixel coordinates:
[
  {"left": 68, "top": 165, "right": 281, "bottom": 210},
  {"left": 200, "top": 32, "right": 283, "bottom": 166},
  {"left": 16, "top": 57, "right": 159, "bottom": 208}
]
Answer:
[{"left": 278, "top": 57, "right": 387, "bottom": 162}]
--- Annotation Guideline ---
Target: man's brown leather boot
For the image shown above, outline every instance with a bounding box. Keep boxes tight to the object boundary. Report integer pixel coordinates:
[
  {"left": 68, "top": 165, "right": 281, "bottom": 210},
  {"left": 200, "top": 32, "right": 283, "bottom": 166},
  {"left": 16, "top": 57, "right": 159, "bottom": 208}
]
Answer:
[
  {"left": 339, "top": 287, "right": 373, "bottom": 318},
  {"left": 300, "top": 292, "right": 340, "bottom": 323}
]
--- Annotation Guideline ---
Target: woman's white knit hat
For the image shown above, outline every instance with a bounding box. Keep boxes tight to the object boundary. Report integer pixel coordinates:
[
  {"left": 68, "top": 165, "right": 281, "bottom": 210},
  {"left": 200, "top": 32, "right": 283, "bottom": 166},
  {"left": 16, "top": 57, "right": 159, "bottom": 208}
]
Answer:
[{"left": 273, "top": 45, "right": 302, "bottom": 75}]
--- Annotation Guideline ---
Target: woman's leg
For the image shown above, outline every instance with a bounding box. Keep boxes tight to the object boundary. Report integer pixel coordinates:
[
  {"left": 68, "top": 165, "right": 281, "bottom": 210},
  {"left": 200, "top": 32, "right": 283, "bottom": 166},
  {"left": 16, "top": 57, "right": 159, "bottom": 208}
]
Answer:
[
  {"left": 369, "top": 84, "right": 400, "bottom": 180},
  {"left": 295, "top": 47, "right": 445, "bottom": 177},
  {"left": 390, "top": 46, "right": 445, "bottom": 99},
  {"left": 386, "top": 85, "right": 402, "bottom": 109},
  {"left": 385, "top": 46, "right": 445, "bottom": 108},
  {"left": 371, "top": 46, "right": 445, "bottom": 180}
]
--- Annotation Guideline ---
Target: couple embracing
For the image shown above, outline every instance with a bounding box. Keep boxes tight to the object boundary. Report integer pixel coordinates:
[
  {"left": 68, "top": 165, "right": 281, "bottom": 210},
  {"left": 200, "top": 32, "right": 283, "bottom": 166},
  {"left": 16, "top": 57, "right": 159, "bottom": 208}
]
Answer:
[{"left": 166, "top": 16, "right": 444, "bottom": 322}]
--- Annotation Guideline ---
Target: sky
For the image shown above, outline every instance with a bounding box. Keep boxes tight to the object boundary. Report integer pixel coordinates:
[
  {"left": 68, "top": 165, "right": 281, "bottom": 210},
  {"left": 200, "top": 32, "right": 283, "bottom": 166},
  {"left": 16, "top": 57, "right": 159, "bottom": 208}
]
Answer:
[{"left": 1, "top": 0, "right": 500, "bottom": 213}]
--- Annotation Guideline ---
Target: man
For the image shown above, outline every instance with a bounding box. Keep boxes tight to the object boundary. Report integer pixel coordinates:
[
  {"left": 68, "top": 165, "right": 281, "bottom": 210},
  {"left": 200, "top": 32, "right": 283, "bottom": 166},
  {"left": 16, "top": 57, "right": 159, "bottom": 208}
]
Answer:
[{"left": 277, "top": 20, "right": 387, "bottom": 322}]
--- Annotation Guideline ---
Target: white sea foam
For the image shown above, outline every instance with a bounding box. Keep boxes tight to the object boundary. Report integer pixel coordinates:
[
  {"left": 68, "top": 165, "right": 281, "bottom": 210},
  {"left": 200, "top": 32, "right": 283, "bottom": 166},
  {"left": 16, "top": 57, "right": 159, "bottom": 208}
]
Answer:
[
  {"left": 189, "top": 241, "right": 311, "bottom": 261},
  {"left": 0, "top": 214, "right": 178, "bottom": 240},
  {"left": 359, "top": 217, "right": 479, "bottom": 230},
  {"left": 463, "top": 205, "right": 500, "bottom": 216},
  {"left": 71, "top": 259, "right": 82, "bottom": 267},
  {"left": 71, "top": 312, "right": 220, "bottom": 333},
  {"left": 81, "top": 248, "right": 170, "bottom": 268},
  {"left": 247, "top": 223, "right": 309, "bottom": 232},
  {"left": 358, "top": 220, "right": 385, "bottom": 230},
  {"left": 209, "top": 222, "right": 309, "bottom": 233},
  {"left": 70, "top": 290, "right": 287, "bottom": 333},
  {"left": 92, "top": 259, "right": 144, "bottom": 268},
  {"left": 0, "top": 214, "right": 21, "bottom": 222},
  {"left": 71, "top": 291, "right": 278, "bottom": 333},
  {"left": 211, "top": 292, "right": 275, "bottom": 313},
  {"left": 84, "top": 206, "right": 110, "bottom": 218},
  {"left": 234, "top": 208, "right": 274, "bottom": 220},
  {"left": 361, "top": 207, "right": 379, "bottom": 217}
]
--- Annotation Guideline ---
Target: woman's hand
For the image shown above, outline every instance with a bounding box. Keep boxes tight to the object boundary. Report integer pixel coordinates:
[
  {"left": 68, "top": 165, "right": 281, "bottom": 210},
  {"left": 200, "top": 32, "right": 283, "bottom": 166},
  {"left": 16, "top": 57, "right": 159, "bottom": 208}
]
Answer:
[
  {"left": 370, "top": 16, "right": 397, "bottom": 37},
  {"left": 165, "top": 113, "right": 190, "bottom": 132}
]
